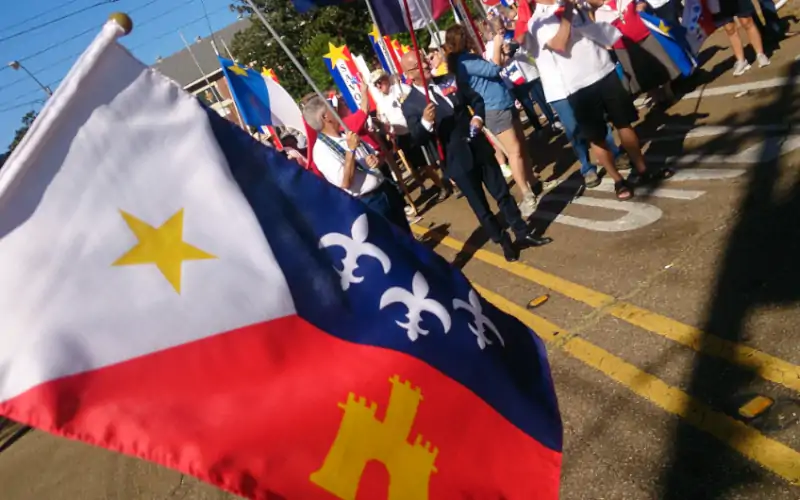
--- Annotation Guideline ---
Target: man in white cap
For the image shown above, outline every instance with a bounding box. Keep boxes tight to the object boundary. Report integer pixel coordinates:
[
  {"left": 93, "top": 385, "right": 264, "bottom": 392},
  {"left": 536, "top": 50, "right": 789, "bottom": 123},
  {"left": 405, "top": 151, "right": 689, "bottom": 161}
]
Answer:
[{"left": 370, "top": 68, "right": 448, "bottom": 201}]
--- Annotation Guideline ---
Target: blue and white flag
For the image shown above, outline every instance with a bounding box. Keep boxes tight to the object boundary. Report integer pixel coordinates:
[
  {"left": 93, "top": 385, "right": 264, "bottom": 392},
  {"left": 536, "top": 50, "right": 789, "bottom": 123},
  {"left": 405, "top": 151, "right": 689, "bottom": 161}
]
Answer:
[
  {"left": 218, "top": 56, "right": 306, "bottom": 134},
  {"left": 640, "top": 11, "right": 696, "bottom": 77}
]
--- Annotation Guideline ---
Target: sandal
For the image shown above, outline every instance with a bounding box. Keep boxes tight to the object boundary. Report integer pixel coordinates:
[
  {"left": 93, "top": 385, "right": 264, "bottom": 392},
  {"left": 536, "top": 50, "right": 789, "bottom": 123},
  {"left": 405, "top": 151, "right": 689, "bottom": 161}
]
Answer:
[
  {"left": 614, "top": 180, "right": 633, "bottom": 201},
  {"left": 628, "top": 167, "right": 675, "bottom": 187}
]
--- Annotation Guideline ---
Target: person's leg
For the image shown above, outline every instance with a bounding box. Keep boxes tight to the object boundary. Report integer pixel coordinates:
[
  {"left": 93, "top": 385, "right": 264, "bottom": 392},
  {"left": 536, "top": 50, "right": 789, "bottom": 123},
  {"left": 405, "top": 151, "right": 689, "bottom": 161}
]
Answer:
[
  {"left": 550, "top": 98, "right": 595, "bottom": 176},
  {"left": 496, "top": 121, "right": 535, "bottom": 194},
  {"left": 739, "top": 15, "right": 770, "bottom": 65},
  {"left": 529, "top": 79, "right": 559, "bottom": 126},
  {"left": 481, "top": 150, "right": 553, "bottom": 247},
  {"left": 725, "top": 20, "right": 746, "bottom": 60},
  {"left": 451, "top": 170, "right": 504, "bottom": 243},
  {"left": 512, "top": 83, "right": 543, "bottom": 131}
]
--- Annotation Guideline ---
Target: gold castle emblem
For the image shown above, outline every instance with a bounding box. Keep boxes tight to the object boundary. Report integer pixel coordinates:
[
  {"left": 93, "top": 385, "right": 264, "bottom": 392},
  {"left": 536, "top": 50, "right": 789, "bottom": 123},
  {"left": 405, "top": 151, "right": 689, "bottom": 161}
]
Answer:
[{"left": 310, "top": 375, "right": 438, "bottom": 499}]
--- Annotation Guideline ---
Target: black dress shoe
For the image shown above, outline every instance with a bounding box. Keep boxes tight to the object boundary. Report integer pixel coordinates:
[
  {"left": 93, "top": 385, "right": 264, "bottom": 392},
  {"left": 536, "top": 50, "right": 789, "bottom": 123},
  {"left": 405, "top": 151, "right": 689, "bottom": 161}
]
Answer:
[
  {"left": 499, "top": 234, "right": 519, "bottom": 262},
  {"left": 517, "top": 233, "right": 553, "bottom": 248}
]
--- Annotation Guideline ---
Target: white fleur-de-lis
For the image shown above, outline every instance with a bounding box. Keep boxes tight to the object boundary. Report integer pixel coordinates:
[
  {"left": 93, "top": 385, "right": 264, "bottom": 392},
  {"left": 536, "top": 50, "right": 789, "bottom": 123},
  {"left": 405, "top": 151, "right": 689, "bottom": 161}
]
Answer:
[
  {"left": 453, "top": 289, "right": 504, "bottom": 350},
  {"left": 319, "top": 214, "right": 391, "bottom": 290},
  {"left": 380, "top": 272, "right": 451, "bottom": 342}
]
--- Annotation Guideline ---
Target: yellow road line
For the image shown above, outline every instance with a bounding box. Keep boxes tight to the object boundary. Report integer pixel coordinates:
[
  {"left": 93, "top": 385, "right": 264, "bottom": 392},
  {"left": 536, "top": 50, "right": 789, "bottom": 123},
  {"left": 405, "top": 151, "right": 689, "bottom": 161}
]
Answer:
[
  {"left": 412, "top": 225, "right": 800, "bottom": 393},
  {"left": 474, "top": 283, "right": 800, "bottom": 485}
]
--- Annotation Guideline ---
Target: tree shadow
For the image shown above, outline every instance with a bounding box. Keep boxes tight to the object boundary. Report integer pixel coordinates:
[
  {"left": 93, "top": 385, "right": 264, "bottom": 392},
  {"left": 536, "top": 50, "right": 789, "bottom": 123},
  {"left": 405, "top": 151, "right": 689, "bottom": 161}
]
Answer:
[{"left": 659, "top": 59, "right": 800, "bottom": 499}]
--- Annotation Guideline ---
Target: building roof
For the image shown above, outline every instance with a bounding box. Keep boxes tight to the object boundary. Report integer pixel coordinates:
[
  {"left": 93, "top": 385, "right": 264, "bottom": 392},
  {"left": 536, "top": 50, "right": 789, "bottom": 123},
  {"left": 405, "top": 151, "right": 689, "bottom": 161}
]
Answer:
[{"left": 152, "top": 18, "right": 252, "bottom": 88}]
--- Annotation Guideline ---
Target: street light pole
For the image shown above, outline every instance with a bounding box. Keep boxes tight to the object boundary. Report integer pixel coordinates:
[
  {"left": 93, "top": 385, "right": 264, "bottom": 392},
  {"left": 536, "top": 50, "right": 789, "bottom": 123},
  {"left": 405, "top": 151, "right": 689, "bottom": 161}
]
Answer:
[{"left": 7, "top": 60, "right": 52, "bottom": 97}]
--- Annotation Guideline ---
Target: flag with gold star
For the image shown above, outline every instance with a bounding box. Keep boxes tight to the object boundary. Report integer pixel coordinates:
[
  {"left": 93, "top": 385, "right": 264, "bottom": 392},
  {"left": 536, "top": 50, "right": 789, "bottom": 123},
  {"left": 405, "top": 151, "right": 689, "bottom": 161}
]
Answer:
[
  {"left": 218, "top": 56, "right": 306, "bottom": 133},
  {"left": 0, "top": 17, "right": 563, "bottom": 500},
  {"left": 323, "top": 42, "right": 370, "bottom": 113},
  {"left": 639, "top": 11, "right": 697, "bottom": 77}
]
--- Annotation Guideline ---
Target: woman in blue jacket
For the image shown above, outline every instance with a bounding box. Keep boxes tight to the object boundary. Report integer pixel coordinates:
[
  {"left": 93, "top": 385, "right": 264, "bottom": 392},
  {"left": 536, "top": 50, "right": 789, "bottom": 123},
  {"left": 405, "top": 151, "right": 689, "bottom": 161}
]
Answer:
[{"left": 445, "top": 24, "right": 538, "bottom": 217}]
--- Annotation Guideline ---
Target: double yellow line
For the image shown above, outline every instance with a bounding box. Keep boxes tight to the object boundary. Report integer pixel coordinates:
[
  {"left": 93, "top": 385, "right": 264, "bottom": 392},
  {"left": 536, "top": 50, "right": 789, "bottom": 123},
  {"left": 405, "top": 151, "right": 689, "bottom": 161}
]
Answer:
[{"left": 412, "top": 225, "right": 800, "bottom": 485}]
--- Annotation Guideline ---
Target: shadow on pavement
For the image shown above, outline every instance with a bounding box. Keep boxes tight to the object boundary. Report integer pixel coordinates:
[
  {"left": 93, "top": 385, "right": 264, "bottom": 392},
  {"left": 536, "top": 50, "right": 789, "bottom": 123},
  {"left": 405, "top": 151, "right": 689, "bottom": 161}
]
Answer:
[{"left": 659, "top": 59, "right": 800, "bottom": 499}]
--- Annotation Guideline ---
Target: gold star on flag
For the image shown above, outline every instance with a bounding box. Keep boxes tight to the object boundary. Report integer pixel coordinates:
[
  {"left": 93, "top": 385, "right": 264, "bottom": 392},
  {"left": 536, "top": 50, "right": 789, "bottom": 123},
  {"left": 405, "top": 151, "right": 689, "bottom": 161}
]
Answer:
[
  {"left": 262, "top": 67, "right": 277, "bottom": 81},
  {"left": 391, "top": 39, "right": 402, "bottom": 51},
  {"left": 658, "top": 20, "right": 671, "bottom": 34},
  {"left": 113, "top": 209, "right": 216, "bottom": 294},
  {"left": 368, "top": 25, "right": 381, "bottom": 41},
  {"left": 228, "top": 64, "right": 249, "bottom": 77},
  {"left": 323, "top": 43, "right": 350, "bottom": 66},
  {"left": 401, "top": 44, "right": 411, "bottom": 54}
]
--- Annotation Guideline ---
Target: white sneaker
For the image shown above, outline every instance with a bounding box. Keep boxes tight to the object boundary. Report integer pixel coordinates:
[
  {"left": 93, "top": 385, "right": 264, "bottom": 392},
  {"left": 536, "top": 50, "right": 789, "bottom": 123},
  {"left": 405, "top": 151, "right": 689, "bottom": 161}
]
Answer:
[
  {"left": 500, "top": 163, "right": 513, "bottom": 179},
  {"left": 776, "top": 0, "right": 787, "bottom": 9},
  {"left": 552, "top": 121, "right": 564, "bottom": 131},
  {"left": 518, "top": 192, "right": 537, "bottom": 218},
  {"left": 733, "top": 59, "right": 751, "bottom": 77},
  {"left": 756, "top": 53, "right": 771, "bottom": 68}
]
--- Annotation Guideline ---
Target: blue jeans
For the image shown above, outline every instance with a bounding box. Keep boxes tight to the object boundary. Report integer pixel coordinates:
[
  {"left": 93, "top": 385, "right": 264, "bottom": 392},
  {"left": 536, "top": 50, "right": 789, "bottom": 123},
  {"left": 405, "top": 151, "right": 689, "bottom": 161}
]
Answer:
[
  {"left": 512, "top": 79, "right": 558, "bottom": 130},
  {"left": 549, "top": 98, "right": 620, "bottom": 176}
]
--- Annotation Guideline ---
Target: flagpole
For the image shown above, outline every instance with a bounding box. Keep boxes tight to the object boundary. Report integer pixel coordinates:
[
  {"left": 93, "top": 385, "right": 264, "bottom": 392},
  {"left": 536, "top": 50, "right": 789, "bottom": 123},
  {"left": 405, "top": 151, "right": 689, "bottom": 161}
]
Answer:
[
  {"left": 241, "top": 0, "right": 352, "bottom": 133},
  {"left": 410, "top": 0, "right": 444, "bottom": 47},
  {"left": 454, "top": 0, "right": 485, "bottom": 52},
  {"left": 398, "top": 0, "right": 431, "bottom": 103}
]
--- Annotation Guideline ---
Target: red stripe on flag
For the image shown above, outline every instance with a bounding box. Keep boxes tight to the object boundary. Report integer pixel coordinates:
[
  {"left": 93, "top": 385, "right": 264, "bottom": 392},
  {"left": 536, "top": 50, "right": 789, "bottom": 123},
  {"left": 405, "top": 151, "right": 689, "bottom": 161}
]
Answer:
[{"left": 1, "top": 315, "right": 560, "bottom": 499}]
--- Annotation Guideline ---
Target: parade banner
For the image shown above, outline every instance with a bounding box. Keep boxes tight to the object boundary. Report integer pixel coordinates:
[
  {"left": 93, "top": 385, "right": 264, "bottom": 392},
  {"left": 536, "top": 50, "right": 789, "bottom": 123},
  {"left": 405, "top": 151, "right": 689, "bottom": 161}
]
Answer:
[{"left": 323, "top": 42, "right": 369, "bottom": 113}]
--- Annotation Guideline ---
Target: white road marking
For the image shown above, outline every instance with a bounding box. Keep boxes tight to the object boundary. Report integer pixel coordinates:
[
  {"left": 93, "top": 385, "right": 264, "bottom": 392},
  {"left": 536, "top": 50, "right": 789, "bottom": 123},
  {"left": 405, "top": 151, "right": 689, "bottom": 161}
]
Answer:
[
  {"left": 648, "top": 124, "right": 796, "bottom": 142},
  {"left": 533, "top": 196, "right": 663, "bottom": 233},
  {"left": 682, "top": 76, "right": 800, "bottom": 100},
  {"left": 647, "top": 136, "right": 800, "bottom": 164}
]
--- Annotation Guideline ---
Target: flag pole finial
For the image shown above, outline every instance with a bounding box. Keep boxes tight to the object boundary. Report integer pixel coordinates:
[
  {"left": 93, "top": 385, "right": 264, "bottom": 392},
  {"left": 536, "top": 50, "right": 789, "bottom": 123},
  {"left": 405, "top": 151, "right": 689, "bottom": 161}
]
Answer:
[{"left": 108, "top": 13, "right": 133, "bottom": 36}]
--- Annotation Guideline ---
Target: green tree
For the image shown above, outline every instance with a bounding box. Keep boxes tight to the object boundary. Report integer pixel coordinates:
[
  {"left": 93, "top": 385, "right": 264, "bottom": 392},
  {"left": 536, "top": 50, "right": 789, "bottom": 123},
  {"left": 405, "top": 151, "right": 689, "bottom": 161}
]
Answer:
[
  {"left": 1, "top": 111, "right": 37, "bottom": 168},
  {"left": 230, "top": 0, "right": 374, "bottom": 98}
]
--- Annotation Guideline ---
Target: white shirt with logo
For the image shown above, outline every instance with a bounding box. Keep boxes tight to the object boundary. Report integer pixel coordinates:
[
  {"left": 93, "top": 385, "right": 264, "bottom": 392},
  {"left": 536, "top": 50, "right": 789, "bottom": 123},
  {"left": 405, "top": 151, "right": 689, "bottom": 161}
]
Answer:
[
  {"left": 527, "top": 3, "right": 616, "bottom": 102},
  {"left": 373, "top": 83, "right": 411, "bottom": 135}
]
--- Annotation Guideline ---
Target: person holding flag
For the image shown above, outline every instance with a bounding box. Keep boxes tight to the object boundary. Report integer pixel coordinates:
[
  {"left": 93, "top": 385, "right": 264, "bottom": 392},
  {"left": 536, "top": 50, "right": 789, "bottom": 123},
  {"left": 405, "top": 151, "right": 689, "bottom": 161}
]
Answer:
[{"left": 399, "top": 51, "right": 553, "bottom": 262}]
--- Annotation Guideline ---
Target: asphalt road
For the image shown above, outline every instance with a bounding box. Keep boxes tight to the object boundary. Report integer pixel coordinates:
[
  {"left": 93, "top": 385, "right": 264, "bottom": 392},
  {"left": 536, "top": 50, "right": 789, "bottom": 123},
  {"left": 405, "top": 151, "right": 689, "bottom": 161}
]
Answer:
[{"left": 3, "top": 20, "right": 800, "bottom": 500}]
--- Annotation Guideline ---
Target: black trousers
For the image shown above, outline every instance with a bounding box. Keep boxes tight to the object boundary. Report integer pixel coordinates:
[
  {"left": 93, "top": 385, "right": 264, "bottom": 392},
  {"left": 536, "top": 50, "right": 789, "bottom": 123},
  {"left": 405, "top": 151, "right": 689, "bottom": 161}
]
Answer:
[
  {"left": 449, "top": 153, "right": 528, "bottom": 243},
  {"left": 360, "top": 181, "right": 411, "bottom": 233}
]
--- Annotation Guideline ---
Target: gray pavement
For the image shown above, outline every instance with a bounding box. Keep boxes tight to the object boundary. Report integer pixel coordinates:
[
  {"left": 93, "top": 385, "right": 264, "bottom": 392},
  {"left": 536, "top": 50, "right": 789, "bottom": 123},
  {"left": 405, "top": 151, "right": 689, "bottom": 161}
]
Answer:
[{"left": 3, "top": 18, "right": 800, "bottom": 500}]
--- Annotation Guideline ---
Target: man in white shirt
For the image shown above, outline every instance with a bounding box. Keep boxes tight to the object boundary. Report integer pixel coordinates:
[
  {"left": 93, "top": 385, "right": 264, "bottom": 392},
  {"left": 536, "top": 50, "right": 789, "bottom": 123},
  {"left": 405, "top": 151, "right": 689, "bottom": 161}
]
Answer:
[
  {"left": 302, "top": 95, "right": 410, "bottom": 232},
  {"left": 529, "top": 0, "right": 672, "bottom": 200},
  {"left": 369, "top": 69, "right": 447, "bottom": 200}
]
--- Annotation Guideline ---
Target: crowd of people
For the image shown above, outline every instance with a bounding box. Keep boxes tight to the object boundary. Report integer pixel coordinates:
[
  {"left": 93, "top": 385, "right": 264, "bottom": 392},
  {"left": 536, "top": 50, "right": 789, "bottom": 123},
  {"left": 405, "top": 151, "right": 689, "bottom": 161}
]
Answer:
[{"left": 271, "top": 0, "right": 795, "bottom": 262}]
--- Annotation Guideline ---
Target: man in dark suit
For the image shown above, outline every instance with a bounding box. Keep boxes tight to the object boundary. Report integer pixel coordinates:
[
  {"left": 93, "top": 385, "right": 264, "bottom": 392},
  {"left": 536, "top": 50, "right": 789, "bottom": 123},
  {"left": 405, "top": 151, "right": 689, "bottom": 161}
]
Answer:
[{"left": 399, "top": 52, "right": 551, "bottom": 262}]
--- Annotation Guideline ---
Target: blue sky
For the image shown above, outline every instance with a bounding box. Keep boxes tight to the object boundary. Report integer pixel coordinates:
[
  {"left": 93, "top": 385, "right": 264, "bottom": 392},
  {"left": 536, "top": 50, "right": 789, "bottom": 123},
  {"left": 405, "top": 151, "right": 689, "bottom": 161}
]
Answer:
[{"left": 0, "top": 0, "right": 240, "bottom": 148}]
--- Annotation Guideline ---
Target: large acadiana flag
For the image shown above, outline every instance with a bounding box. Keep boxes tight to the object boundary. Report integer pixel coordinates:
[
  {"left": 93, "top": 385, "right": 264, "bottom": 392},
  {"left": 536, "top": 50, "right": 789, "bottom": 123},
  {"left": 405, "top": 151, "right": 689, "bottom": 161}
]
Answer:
[{"left": 0, "top": 16, "right": 562, "bottom": 500}]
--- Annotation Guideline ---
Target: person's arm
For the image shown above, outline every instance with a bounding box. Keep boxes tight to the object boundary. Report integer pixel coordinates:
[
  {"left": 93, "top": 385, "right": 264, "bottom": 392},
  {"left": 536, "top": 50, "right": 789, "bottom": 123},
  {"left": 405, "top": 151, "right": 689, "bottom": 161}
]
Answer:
[
  {"left": 460, "top": 80, "right": 486, "bottom": 131},
  {"left": 359, "top": 80, "right": 371, "bottom": 114},
  {"left": 402, "top": 100, "right": 434, "bottom": 147},
  {"left": 491, "top": 35, "right": 504, "bottom": 65},
  {"left": 460, "top": 55, "right": 504, "bottom": 79},
  {"left": 340, "top": 131, "right": 360, "bottom": 190},
  {"left": 546, "top": 2, "right": 575, "bottom": 54}
]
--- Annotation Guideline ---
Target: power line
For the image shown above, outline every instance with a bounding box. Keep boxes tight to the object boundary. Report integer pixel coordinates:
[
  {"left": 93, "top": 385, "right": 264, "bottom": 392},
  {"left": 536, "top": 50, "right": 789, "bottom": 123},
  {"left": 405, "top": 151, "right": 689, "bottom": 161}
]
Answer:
[
  {"left": 0, "top": 99, "right": 46, "bottom": 115},
  {"left": 0, "top": 0, "right": 121, "bottom": 44},
  {"left": 0, "top": 0, "right": 84, "bottom": 34}
]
